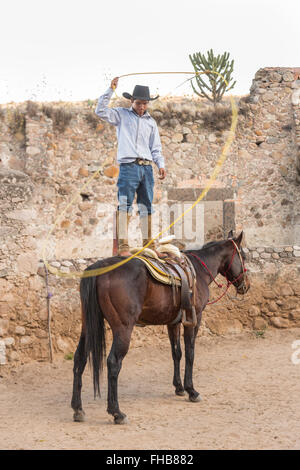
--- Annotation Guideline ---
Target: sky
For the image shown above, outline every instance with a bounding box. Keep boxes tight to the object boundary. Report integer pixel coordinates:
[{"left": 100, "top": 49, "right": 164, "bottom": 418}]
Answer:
[{"left": 0, "top": 0, "right": 299, "bottom": 104}]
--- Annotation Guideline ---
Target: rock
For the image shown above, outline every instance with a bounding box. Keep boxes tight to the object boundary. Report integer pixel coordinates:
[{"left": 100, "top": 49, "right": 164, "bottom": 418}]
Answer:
[
  {"left": 262, "top": 91, "right": 275, "bottom": 101},
  {"left": 61, "top": 220, "right": 71, "bottom": 229},
  {"left": 96, "top": 123, "right": 105, "bottom": 133},
  {"left": 268, "top": 301, "right": 278, "bottom": 312},
  {"left": 205, "top": 318, "right": 243, "bottom": 335},
  {"left": 61, "top": 260, "right": 73, "bottom": 267},
  {"left": 26, "top": 146, "right": 40, "bottom": 156},
  {"left": 15, "top": 326, "right": 26, "bottom": 336},
  {"left": 263, "top": 290, "right": 276, "bottom": 299},
  {"left": 16, "top": 253, "right": 39, "bottom": 275},
  {"left": 248, "top": 305, "right": 260, "bottom": 317},
  {"left": 289, "top": 310, "right": 300, "bottom": 322},
  {"left": 103, "top": 165, "right": 119, "bottom": 178},
  {"left": 270, "top": 317, "right": 290, "bottom": 328},
  {"left": 0, "top": 340, "right": 6, "bottom": 365},
  {"left": 20, "top": 336, "right": 32, "bottom": 346},
  {"left": 50, "top": 261, "right": 61, "bottom": 268},
  {"left": 70, "top": 150, "right": 81, "bottom": 160},
  {"left": 253, "top": 317, "right": 267, "bottom": 330},
  {"left": 78, "top": 202, "right": 92, "bottom": 212},
  {"left": 280, "top": 285, "right": 294, "bottom": 296},
  {"left": 282, "top": 72, "right": 294, "bottom": 82},
  {"left": 172, "top": 133, "right": 183, "bottom": 143},
  {"left": 279, "top": 165, "right": 288, "bottom": 177},
  {"left": 293, "top": 251, "right": 300, "bottom": 257},
  {"left": 78, "top": 167, "right": 89, "bottom": 177},
  {"left": 261, "top": 252, "right": 271, "bottom": 259},
  {"left": 292, "top": 89, "right": 300, "bottom": 106},
  {"left": 0, "top": 319, "right": 9, "bottom": 337},
  {"left": 4, "top": 337, "right": 15, "bottom": 347}
]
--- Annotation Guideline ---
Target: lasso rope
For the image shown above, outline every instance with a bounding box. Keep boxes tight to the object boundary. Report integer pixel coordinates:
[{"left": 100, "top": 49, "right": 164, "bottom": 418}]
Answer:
[{"left": 42, "top": 70, "right": 238, "bottom": 279}]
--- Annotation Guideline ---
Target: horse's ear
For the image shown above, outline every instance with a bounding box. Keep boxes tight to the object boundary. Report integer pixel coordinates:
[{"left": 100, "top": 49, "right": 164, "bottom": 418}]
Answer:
[
  {"left": 227, "top": 230, "right": 234, "bottom": 239},
  {"left": 235, "top": 231, "right": 244, "bottom": 246}
]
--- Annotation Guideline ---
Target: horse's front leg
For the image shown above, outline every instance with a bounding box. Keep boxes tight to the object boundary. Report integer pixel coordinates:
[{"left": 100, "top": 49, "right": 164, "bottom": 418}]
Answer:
[
  {"left": 107, "top": 326, "right": 133, "bottom": 424},
  {"left": 183, "top": 323, "right": 202, "bottom": 402},
  {"left": 167, "top": 323, "right": 185, "bottom": 396}
]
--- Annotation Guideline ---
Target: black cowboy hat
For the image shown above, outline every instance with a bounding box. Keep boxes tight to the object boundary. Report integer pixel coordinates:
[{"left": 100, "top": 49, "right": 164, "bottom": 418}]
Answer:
[{"left": 122, "top": 85, "right": 159, "bottom": 101}]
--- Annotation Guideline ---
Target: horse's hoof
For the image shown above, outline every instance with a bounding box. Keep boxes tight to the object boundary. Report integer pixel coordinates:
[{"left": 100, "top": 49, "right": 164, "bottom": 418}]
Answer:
[
  {"left": 114, "top": 413, "right": 128, "bottom": 425},
  {"left": 189, "top": 393, "right": 202, "bottom": 403},
  {"left": 175, "top": 389, "right": 185, "bottom": 396},
  {"left": 73, "top": 409, "right": 85, "bottom": 422}
]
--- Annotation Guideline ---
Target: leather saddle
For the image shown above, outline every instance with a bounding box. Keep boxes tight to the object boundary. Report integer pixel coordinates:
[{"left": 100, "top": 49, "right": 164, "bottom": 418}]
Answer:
[{"left": 135, "top": 252, "right": 197, "bottom": 328}]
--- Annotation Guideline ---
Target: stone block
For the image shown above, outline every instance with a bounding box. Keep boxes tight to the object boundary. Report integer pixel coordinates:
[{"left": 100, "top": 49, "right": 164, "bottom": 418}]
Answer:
[{"left": 270, "top": 317, "right": 290, "bottom": 328}]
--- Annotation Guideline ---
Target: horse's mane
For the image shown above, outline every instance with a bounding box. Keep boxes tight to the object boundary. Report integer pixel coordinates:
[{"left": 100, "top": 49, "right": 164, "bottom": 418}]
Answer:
[{"left": 201, "top": 240, "right": 222, "bottom": 249}]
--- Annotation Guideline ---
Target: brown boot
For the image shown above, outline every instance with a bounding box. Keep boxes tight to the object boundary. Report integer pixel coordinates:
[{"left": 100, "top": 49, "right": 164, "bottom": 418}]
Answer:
[
  {"left": 116, "top": 211, "right": 132, "bottom": 257},
  {"left": 140, "top": 214, "right": 167, "bottom": 259}
]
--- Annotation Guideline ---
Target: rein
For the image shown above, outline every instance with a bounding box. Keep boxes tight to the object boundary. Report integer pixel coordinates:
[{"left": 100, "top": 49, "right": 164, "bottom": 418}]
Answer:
[{"left": 189, "top": 240, "right": 247, "bottom": 305}]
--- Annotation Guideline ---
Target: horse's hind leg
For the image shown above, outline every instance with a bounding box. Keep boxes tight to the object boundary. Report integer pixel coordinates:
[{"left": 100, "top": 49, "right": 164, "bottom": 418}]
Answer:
[
  {"left": 167, "top": 324, "right": 185, "bottom": 396},
  {"left": 71, "top": 332, "right": 88, "bottom": 422},
  {"left": 183, "top": 324, "right": 202, "bottom": 403},
  {"left": 107, "top": 326, "right": 133, "bottom": 424}
]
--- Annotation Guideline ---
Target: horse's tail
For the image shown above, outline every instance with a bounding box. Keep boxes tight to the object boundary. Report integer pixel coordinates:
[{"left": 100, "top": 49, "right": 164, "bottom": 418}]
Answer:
[{"left": 80, "top": 273, "right": 106, "bottom": 398}]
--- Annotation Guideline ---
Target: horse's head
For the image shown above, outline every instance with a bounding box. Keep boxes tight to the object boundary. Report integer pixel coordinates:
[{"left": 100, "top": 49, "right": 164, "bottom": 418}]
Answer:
[{"left": 220, "top": 231, "right": 250, "bottom": 295}]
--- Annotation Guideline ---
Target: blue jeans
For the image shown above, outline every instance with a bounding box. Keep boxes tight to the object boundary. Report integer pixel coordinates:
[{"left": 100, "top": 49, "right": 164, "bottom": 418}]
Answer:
[{"left": 117, "top": 163, "right": 154, "bottom": 217}]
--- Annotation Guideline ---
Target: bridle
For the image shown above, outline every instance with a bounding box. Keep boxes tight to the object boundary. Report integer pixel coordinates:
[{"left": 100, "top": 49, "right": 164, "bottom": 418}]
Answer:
[
  {"left": 189, "top": 239, "right": 248, "bottom": 304},
  {"left": 220, "top": 239, "right": 248, "bottom": 292}
]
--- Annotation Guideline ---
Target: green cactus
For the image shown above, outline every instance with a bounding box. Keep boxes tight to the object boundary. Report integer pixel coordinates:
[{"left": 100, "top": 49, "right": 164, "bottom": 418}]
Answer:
[{"left": 189, "top": 49, "right": 236, "bottom": 105}]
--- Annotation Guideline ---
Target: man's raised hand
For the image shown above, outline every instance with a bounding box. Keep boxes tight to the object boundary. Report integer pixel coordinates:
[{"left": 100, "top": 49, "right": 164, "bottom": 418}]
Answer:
[{"left": 111, "top": 77, "right": 119, "bottom": 90}]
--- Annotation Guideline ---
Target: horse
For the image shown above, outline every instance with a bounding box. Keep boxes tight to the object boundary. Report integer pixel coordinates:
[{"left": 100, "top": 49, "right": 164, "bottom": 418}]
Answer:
[{"left": 71, "top": 231, "right": 250, "bottom": 424}]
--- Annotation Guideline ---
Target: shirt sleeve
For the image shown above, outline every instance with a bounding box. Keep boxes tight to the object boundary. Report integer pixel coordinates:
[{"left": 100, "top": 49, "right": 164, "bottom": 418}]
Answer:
[
  {"left": 149, "top": 121, "right": 165, "bottom": 169},
  {"left": 95, "top": 87, "right": 121, "bottom": 126}
]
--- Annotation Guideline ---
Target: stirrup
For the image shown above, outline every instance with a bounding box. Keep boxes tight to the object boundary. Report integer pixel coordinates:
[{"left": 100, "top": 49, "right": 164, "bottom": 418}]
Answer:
[{"left": 182, "top": 307, "right": 197, "bottom": 328}]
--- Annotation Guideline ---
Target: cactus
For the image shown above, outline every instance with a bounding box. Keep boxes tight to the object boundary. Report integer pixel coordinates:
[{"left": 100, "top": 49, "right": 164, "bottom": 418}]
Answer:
[{"left": 189, "top": 49, "right": 236, "bottom": 105}]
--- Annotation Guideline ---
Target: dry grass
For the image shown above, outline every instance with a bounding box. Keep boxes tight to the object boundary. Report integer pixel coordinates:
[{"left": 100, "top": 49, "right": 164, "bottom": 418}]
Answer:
[
  {"left": 84, "top": 111, "right": 99, "bottom": 129},
  {"left": 42, "top": 105, "right": 73, "bottom": 132},
  {"left": 26, "top": 100, "right": 39, "bottom": 118}
]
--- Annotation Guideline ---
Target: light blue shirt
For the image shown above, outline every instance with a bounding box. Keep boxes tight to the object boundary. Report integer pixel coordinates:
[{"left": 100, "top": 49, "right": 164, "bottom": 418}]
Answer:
[{"left": 95, "top": 88, "right": 165, "bottom": 169}]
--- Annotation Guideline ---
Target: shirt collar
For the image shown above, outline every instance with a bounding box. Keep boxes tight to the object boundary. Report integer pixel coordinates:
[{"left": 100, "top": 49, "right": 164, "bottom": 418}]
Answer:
[{"left": 129, "top": 106, "right": 150, "bottom": 118}]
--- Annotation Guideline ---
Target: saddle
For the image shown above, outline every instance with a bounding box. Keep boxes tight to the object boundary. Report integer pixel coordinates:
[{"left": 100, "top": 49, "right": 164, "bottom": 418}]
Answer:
[{"left": 133, "top": 245, "right": 197, "bottom": 328}]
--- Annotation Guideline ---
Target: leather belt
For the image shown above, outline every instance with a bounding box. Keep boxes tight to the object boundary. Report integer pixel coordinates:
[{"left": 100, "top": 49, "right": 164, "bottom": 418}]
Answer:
[{"left": 134, "top": 158, "right": 152, "bottom": 166}]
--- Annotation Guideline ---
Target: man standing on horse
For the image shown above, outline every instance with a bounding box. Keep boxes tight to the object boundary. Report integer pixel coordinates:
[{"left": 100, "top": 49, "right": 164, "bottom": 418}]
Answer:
[{"left": 95, "top": 77, "right": 166, "bottom": 257}]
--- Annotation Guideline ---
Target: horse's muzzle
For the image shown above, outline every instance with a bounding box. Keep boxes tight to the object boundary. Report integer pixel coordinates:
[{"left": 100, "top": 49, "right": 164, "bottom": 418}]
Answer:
[{"left": 236, "top": 274, "right": 250, "bottom": 295}]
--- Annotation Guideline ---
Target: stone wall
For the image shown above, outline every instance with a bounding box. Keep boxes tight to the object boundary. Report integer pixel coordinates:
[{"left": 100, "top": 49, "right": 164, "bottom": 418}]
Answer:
[{"left": 0, "top": 67, "right": 299, "bottom": 367}]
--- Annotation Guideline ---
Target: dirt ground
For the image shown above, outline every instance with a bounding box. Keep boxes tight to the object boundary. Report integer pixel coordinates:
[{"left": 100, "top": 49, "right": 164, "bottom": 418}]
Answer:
[{"left": 0, "top": 327, "right": 300, "bottom": 450}]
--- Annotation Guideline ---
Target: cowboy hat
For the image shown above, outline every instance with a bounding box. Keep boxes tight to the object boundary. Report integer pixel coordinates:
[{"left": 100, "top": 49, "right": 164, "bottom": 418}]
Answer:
[{"left": 122, "top": 85, "right": 159, "bottom": 101}]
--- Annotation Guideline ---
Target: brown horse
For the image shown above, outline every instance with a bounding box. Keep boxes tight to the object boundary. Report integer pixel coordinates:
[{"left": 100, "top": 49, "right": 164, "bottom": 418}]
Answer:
[{"left": 71, "top": 231, "right": 250, "bottom": 424}]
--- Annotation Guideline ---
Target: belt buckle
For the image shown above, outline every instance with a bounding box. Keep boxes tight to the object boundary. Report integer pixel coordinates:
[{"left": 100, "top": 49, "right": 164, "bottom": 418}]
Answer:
[{"left": 138, "top": 159, "right": 143, "bottom": 165}]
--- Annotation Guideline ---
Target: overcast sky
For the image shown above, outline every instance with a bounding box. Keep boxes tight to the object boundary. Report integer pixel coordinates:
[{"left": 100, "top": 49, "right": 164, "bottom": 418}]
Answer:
[{"left": 0, "top": 0, "right": 299, "bottom": 103}]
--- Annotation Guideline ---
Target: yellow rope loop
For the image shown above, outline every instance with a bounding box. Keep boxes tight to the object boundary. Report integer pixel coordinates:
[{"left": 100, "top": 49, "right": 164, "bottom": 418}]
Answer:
[{"left": 42, "top": 70, "right": 238, "bottom": 279}]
